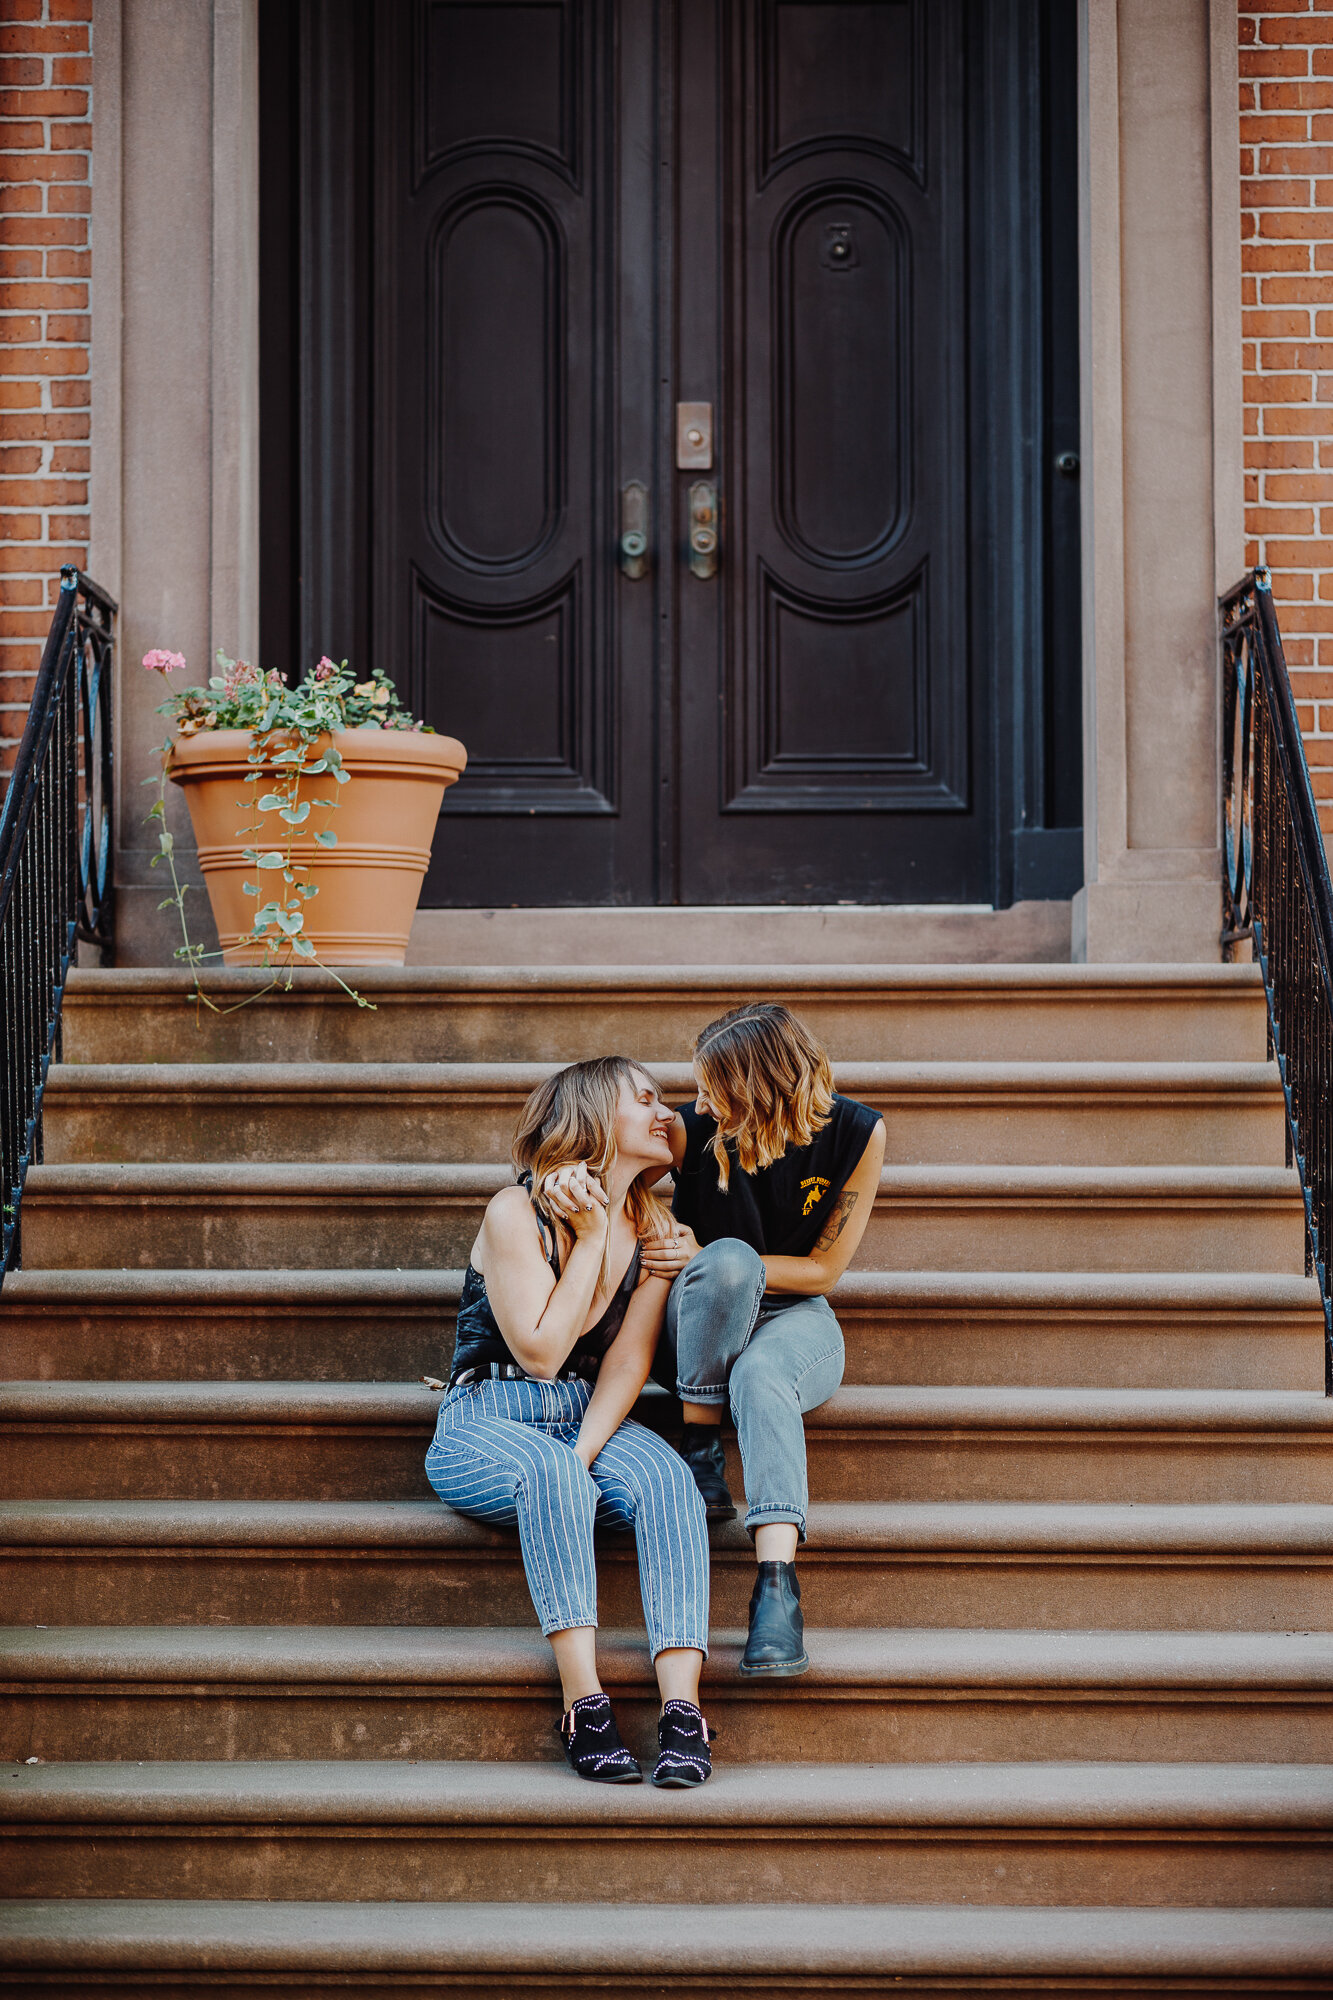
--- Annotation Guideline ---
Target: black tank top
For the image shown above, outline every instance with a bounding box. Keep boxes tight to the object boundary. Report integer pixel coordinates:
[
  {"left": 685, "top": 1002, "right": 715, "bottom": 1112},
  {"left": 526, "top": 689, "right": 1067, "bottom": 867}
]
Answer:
[
  {"left": 448, "top": 1195, "right": 641, "bottom": 1388},
  {"left": 671, "top": 1094, "right": 881, "bottom": 1258}
]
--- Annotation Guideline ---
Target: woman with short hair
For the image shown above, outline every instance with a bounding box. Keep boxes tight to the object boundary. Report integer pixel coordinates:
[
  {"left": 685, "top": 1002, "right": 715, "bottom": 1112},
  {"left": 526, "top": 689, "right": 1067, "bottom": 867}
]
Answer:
[{"left": 425, "top": 1057, "right": 713, "bottom": 1786}]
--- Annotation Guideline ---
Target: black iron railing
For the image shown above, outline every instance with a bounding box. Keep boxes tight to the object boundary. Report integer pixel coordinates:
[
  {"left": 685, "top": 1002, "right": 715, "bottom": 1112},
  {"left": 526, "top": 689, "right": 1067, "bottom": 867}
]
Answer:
[
  {"left": 0, "top": 565, "right": 115, "bottom": 1278},
  {"left": 1221, "top": 565, "right": 1333, "bottom": 1392}
]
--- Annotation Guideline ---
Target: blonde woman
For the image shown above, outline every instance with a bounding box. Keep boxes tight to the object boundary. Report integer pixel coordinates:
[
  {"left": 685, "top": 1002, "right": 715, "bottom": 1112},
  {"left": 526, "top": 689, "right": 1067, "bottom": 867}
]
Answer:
[
  {"left": 425, "top": 1058, "right": 712, "bottom": 1786},
  {"left": 546, "top": 1005, "right": 883, "bottom": 1677}
]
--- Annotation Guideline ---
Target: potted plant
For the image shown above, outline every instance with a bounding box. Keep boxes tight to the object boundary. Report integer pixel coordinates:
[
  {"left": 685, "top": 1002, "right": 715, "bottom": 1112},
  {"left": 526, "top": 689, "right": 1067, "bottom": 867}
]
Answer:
[{"left": 143, "top": 650, "right": 466, "bottom": 971}]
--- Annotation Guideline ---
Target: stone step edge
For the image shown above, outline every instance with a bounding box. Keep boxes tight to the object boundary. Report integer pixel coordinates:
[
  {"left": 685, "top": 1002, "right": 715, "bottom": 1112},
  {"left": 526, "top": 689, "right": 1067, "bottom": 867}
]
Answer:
[
  {"left": 3, "top": 1759, "right": 1331, "bottom": 1829},
  {"left": 43, "top": 1059, "right": 1285, "bottom": 1098},
  {"left": 5, "top": 1380, "right": 1331, "bottom": 1433},
  {"left": 64, "top": 963, "right": 1267, "bottom": 996},
  {"left": 19, "top": 1162, "right": 1306, "bottom": 1202},
  {"left": 0, "top": 1267, "right": 1320, "bottom": 1312},
  {"left": 3, "top": 1625, "right": 1329, "bottom": 1691},
  {"left": 2, "top": 1498, "right": 1330, "bottom": 1554},
  {"left": 0, "top": 1899, "right": 1327, "bottom": 1979}
]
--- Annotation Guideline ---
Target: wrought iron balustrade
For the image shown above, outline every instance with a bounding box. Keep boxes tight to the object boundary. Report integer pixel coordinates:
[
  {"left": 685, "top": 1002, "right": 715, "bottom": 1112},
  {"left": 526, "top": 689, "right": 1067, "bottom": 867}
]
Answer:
[
  {"left": 1221, "top": 565, "right": 1333, "bottom": 1392},
  {"left": 0, "top": 565, "right": 115, "bottom": 1279}
]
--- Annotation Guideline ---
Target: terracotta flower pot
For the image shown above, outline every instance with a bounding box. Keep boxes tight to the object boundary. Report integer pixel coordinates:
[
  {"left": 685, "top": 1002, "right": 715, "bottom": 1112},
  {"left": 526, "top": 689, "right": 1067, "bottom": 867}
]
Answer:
[{"left": 168, "top": 726, "right": 467, "bottom": 965}]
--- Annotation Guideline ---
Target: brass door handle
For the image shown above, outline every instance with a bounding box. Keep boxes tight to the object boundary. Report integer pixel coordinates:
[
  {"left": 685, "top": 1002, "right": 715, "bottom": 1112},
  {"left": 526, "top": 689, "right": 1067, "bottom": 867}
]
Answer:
[
  {"left": 688, "top": 481, "right": 718, "bottom": 580},
  {"left": 620, "top": 481, "right": 649, "bottom": 579}
]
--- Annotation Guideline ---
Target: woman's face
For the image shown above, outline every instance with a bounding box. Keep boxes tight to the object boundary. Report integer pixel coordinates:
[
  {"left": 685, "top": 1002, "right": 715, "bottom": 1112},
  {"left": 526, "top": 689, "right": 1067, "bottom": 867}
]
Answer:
[
  {"left": 692, "top": 1065, "right": 724, "bottom": 1122},
  {"left": 613, "top": 1070, "right": 675, "bottom": 1170}
]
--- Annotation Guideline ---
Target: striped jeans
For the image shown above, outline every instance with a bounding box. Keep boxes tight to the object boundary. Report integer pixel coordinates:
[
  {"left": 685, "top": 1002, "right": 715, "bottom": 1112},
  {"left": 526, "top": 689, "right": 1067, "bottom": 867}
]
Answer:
[{"left": 425, "top": 1376, "right": 710, "bottom": 1658}]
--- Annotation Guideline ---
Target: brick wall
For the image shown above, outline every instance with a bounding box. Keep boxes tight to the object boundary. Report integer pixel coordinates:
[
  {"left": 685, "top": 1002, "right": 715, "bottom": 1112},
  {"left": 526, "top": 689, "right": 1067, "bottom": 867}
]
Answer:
[
  {"left": 1241, "top": 2, "right": 1333, "bottom": 837},
  {"left": 0, "top": 0, "right": 89, "bottom": 775}
]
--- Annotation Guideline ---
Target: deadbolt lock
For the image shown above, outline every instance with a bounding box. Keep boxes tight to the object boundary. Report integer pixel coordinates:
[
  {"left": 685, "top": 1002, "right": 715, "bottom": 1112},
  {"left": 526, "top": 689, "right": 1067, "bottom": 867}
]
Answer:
[
  {"left": 676, "top": 402, "right": 713, "bottom": 470},
  {"left": 688, "top": 481, "right": 719, "bottom": 580}
]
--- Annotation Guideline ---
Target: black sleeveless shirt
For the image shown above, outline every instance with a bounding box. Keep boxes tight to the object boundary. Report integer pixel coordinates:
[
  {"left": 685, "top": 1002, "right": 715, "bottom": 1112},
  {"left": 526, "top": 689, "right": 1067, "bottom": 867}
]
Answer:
[
  {"left": 671, "top": 1095, "right": 881, "bottom": 1258},
  {"left": 448, "top": 1197, "right": 641, "bottom": 1388}
]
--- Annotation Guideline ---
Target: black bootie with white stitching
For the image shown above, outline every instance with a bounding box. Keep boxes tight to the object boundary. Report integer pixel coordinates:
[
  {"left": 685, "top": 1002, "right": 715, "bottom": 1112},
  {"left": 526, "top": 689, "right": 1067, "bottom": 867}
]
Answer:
[
  {"left": 651, "top": 1699, "right": 714, "bottom": 1788},
  {"left": 555, "top": 1692, "right": 643, "bottom": 1783}
]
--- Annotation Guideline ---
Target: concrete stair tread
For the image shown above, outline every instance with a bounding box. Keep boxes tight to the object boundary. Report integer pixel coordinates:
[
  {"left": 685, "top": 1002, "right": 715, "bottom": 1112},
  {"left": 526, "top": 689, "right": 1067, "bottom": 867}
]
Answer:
[
  {"left": 4, "top": 1623, "right": 1330, "bottom": 1689},
  {"left": 1, "top": 1264, "right": 1319, "bottom": 1308},
  {"left": 2, "top": 1897, "right": 1329, "bottom": 1979},
  {"left": 4, "top": 1757, "right": 1331, "bottom": 1827},
  {"left": 44, "top": 1057, "right": 1285, "bottom": 1091},
  {"left": 3, "top": 1496, "right": 1330, "bottom": 1552},
  {"left": 6, "top": 1378, "right": 1332, "bottom": 1433},
  {"left": 25, "top": 1161, "right": 1302, "bottom": 1197},
  {"left": 67, "top": 963, "right": 1269, "bottom": 995}
]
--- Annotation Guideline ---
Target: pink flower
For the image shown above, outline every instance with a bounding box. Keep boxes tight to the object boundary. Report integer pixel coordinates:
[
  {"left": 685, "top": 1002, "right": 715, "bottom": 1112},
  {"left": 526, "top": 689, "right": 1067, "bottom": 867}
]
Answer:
[
  {"left": 313, "top": 655, "right": 338, "bottom": 682},
  {"left": 143, "top": 649, "right": 185, "bottom": 676}
]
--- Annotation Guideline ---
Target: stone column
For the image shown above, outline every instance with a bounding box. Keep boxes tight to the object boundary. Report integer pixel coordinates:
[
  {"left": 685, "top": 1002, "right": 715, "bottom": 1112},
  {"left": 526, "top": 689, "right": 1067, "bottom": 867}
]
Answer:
[
  {"left": 90, "top": 0, "right": 259, "bottom": 965},
  {"left": 1073, "top": 0, "right": 1244, "bottom": 961}
]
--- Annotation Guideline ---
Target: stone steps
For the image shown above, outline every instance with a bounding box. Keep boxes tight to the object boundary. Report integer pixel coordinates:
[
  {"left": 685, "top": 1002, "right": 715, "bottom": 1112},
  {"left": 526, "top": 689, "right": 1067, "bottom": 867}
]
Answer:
[
  {"left": 17, "top": 1161, "right": 1307, "bottom": 1272},
  {"left": 2, "top": 1267, "right": 1322, "bottom": 1389},
  {"left": 3, "top": 1760, "right": 1329, "bottom": 1907},
  {"left": 4, "top": 1381, "right": 1331, "bottom": 1505},
  {"left": 41, "top": 1059, "right": 1289, "bottom": 1167},
  {"left": 4, "top": 1625, "right": 1331, "bottom": 1767},
  {"left": 3, "top": 1498, "right": 1328, "bottom": 1630},
  {"left": 3, "top": 1897, "right": 1330, "bottom": 1998},
  {"left": 60, "top": 963, "right": 1270, "bottom": 1065}
]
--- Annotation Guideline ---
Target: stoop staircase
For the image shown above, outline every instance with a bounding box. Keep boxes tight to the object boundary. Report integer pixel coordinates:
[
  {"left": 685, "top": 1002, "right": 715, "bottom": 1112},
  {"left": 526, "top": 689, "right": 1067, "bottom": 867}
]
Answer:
[{"left": 0, "top": 960, "right": 1332, "bottom": 1996}]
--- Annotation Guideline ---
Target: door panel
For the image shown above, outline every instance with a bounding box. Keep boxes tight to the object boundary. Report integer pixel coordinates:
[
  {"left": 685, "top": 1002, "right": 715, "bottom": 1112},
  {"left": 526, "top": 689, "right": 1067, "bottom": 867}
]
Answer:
[
  {"left": 372, "top": 0, "right": 658, "bottom": 903},
  {"left": 676, "top": 0, "right": 977, "bottom": 903}
]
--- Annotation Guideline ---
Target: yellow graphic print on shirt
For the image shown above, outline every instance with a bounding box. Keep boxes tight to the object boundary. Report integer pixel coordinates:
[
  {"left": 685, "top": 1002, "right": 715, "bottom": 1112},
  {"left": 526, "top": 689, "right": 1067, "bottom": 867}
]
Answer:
[{"left": 801, "top": 1176, "right": 831, "bottom": 1216}]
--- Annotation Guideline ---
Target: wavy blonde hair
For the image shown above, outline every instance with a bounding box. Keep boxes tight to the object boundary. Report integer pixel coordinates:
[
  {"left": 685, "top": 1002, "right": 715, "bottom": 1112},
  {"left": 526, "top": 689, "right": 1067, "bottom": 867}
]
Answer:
[
  {"left": 511, "top": 1057, "right": 673, "bottom": 1265},
  {"left": 692, "top": 1003, "right": 834, "bottom": 1191}
]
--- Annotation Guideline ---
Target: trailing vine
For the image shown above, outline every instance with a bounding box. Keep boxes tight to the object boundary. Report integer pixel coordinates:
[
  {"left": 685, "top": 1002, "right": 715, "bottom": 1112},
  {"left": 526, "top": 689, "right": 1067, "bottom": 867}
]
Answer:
[{"left": 142, "top": 650, "right": 430, "bottom": 1013}]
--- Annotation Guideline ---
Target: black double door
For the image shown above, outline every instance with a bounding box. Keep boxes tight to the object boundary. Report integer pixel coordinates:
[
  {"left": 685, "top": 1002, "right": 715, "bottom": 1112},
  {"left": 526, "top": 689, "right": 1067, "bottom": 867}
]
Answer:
[{"left": 261, "top": 1, "right": 1082, "bottom": 909}]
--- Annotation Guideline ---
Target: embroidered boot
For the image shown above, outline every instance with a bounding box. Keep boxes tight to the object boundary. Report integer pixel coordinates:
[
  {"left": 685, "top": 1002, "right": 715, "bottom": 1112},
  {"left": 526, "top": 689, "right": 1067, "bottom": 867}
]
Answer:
[
  {"left": 651, "top": 1699, "right": 715, "bottom": 1788},
  {"left": 678, "top": 1422, "right": 737, "bottom": 1523},
  {"left": 555, "top": 1692, "right": 643, "bottom": 1783},
  {"left": 739, "top": 1559, "right": 809, "bottom": 1676}
]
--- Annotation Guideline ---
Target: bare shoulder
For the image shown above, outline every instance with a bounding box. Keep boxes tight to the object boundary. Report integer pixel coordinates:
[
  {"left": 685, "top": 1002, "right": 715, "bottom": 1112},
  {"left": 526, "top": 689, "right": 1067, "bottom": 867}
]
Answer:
[{"left": 482, "top": 1185, "right": 545, "bottom": 1249}]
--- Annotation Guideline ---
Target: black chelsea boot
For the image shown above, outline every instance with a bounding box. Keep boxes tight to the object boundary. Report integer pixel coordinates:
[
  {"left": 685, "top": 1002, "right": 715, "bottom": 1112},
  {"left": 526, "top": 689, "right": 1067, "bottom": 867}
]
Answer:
[
  {"left": 678, "top": 1422, "right": 738, "bottom": 1523},
  {"left": 739, "top": 1559, "right": 808, "bottom": 1676}
]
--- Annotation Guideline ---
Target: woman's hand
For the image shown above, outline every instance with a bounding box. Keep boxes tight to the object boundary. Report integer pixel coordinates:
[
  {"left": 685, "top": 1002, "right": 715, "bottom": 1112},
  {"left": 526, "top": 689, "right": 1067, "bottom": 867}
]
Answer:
[
  {"left": 638, "top": 1217, "right": 701, "bottom": 1281},
  {"left": 540, "top": 1161, "right": 610, "bottom": 1243}
]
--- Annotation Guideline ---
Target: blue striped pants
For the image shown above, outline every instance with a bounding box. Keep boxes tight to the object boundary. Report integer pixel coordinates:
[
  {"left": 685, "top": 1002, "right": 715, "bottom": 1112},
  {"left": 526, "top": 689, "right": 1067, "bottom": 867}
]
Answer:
[{"left": 425, "top": 1376, "right": 710, "bottom": 1658}]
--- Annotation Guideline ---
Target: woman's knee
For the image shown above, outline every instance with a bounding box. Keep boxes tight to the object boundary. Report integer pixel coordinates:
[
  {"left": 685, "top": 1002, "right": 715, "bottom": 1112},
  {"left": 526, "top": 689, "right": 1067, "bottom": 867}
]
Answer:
[{"left": 682, "top": 1235, "right": 763, "bottom": 1301}]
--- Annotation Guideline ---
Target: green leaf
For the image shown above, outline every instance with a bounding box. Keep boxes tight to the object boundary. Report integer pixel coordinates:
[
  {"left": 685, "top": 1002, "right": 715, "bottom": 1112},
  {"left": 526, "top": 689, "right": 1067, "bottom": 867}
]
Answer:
[
  {"left": 256, "top": 851, "right": 286, "bottom": 869},
  {"left": 241, "top": 881, "right": 259, "bottom": 897},
  {"left": 293, "top": 937, "right": 317, "bottom": 958},
  {"left": 147, "top": 800, "right": 165, "bottom": 820},
  {"left": 158, "top": 830, "right": 174, "bottom": 855},
  {"left": 275, "top": 909, "right": 303, "bottom": 937},
  {"left": 313, "top": 829, "right": 337, "bottom": 848},
  {"left": 279, "top": 802, "right": 311, "bottom": 826},
  {"left": 257, "top": 792, "right": 287, "bottom": 811}
]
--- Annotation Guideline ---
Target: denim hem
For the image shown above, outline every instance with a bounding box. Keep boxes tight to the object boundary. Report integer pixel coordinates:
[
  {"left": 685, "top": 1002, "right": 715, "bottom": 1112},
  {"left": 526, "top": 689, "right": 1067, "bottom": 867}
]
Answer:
[
  {"left": 651, "top": 1637, "right": 710, "bottom": 1662},
  {"left": 676, "top": 1384, "right": 729, "bottom": 1404},
  {"left": 538, "top": 1610, "right": 599, "bottom": 1639},
  {"left": 743, "top": 1503, "right": 806, "bottom": 1545}
]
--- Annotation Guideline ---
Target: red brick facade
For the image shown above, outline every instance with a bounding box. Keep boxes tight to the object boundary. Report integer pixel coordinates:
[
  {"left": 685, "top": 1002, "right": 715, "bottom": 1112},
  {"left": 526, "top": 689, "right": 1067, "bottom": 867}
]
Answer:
[
  {"left": 0, "top": 0, "right": 90, "bottom": 773},
  {"left": 1241, "top": 2, "right": 1333, "bottom": 835}
]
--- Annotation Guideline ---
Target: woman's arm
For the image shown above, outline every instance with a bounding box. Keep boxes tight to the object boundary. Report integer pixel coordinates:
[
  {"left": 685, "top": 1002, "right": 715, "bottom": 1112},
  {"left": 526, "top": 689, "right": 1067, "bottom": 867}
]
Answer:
[
  {"left": 572, "top": 1272, "right": 671, "bottom": 1469},
  {"left": 478, "top": 1183, "right": 609, "bottom": 1378},
  {"left": 760, "top": 1119, "right": 885, "bottom": 1295}
]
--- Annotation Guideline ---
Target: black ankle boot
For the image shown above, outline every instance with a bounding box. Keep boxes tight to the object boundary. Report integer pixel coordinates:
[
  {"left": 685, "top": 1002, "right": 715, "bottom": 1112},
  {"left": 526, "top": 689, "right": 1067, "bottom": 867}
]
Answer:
[
  {"left": 739, "top": 1560, "right": 808, "bottom": 1676},
  {"left": 555, "top": 1692, "right": 643, "bottom": 1783},
  {"left": 678, "top": 1423, "right": 737, "bottom": 1523},
  {"left": 651, "top": 1699, "right": 715, "bottom": 1788}
]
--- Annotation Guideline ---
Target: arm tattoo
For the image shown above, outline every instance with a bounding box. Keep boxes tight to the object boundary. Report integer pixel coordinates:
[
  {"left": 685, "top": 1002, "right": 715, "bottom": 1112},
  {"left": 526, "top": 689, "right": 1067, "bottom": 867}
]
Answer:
[{"left": 814, "top": 1189, "right": 858, "bottom": 1252}]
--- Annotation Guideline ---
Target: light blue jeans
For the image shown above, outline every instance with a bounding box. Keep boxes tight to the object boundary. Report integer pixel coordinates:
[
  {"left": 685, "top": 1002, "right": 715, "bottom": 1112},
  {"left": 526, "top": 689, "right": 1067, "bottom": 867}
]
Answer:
[
  {"left": 655, "top": 1238, "right": 845, "bottom": 1541},
  {"left": 425, "top": 1375, "right": 710, "bottom": 1657}
]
